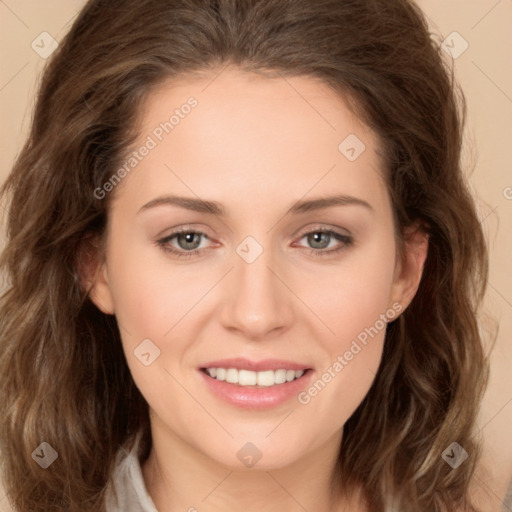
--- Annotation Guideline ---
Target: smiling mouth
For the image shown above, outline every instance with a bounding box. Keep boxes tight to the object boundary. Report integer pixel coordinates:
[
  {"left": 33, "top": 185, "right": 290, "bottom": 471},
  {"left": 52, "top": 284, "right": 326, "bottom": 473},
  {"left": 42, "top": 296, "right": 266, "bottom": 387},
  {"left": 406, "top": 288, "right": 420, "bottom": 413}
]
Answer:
[{"left": 201, "top": 367, "right": 311, "bottom": 387}]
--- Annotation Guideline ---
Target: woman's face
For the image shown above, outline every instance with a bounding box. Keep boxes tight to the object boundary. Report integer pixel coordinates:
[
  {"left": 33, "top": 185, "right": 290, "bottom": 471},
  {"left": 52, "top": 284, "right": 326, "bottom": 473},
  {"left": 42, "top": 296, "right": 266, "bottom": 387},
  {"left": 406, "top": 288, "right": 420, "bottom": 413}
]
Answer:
[{"left": 89, "top": 68, "right": 423, "bottom": 469}]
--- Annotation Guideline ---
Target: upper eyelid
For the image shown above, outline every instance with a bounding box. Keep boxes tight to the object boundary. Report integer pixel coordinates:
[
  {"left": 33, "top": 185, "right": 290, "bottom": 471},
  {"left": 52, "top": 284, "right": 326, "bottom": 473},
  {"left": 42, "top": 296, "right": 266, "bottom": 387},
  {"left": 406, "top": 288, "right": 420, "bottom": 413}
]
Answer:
[{"left": 162, "top": 224, "right": 350, "bottom": 236}]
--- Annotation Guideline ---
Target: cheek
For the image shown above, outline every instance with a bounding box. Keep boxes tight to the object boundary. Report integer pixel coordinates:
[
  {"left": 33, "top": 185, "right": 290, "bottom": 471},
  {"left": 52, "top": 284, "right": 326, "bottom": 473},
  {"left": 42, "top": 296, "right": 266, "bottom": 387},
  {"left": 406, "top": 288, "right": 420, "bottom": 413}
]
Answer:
[
  {"left": 105, "top": 237, "right": 206, "bottom": 391},
  {"left": 303, "top": 244, "right": 396, "bottom": 351},
  {"left": 105, "top": 230, "right": 196, "bottom": 338},
  {"left": 295, "top": 240, "right": 395, "bottom": 412},
  {"left": 298, "top": 283, "right": 392, "bottom": 432}
]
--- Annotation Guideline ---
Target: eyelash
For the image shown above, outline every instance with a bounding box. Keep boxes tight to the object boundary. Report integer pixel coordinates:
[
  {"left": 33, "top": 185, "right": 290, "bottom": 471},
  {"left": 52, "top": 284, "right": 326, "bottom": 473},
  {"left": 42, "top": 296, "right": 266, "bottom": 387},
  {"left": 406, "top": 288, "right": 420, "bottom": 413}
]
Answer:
[{"left": 156, "top": 227, "right": 353, "bottom": 259}]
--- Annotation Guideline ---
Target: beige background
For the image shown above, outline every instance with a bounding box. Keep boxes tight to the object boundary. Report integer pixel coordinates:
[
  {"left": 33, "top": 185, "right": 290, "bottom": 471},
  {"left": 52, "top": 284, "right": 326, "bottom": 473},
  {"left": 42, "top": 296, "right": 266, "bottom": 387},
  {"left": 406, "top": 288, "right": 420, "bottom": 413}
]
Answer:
[{"left": 0, "top": 1, "right": 511, "bottom": 510}]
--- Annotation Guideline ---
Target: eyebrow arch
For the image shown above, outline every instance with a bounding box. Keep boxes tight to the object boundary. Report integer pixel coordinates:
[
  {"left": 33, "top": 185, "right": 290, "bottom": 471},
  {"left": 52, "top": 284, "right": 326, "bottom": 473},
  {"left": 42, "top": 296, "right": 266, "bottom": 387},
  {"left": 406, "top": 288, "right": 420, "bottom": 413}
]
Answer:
[{"left": 137, "top": 193, "right": 374, "bottom": 216}]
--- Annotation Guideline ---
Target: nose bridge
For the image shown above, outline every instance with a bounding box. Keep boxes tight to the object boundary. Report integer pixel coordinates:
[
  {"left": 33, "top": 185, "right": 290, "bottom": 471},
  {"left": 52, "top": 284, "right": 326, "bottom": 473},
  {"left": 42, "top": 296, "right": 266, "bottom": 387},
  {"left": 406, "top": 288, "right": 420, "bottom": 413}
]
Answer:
[{"left": 220, "top": 234, "right": 293, "bottom": 338}]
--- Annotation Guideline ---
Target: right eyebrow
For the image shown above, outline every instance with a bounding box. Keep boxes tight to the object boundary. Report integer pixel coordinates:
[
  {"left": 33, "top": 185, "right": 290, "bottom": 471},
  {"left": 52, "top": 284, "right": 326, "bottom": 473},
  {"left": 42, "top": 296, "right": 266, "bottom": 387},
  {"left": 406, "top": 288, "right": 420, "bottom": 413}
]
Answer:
[{"left": 137, "top": 195, "right": 225, "bottom": 216}]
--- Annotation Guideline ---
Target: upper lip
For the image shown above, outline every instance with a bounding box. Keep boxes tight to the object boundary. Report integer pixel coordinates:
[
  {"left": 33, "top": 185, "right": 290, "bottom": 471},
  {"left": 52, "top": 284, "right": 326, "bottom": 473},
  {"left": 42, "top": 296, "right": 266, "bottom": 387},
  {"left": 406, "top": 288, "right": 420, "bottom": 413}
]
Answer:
[{"left": 200, "top": 358, "right": 311, "bottom": 372}]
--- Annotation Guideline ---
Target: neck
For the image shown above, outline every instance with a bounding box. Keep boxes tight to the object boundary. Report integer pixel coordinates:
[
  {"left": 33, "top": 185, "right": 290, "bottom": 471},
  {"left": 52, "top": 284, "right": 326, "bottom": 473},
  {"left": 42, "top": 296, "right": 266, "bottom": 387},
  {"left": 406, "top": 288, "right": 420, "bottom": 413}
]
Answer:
[{"left": 141, "top": 418, "right": 362, "bottom": 512}]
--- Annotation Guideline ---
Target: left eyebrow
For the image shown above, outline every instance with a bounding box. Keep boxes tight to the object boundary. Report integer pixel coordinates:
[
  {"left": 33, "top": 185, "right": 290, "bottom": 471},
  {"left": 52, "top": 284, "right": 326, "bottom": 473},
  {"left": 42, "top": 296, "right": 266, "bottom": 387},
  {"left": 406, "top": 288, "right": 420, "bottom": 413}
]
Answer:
[
  {"left": 287, "top": 194, "right": 374, "bottom": 215},
  {"left": 136, "top": 193, "right": 374, "bottom": 217}
]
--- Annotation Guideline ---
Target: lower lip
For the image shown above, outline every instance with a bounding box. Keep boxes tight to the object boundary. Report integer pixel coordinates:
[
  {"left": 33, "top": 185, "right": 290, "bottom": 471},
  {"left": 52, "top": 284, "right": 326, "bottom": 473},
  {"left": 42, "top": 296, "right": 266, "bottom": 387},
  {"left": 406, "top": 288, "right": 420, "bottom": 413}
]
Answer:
[{"left": 199, "top": 369, "right": 313, "bottom": 410}]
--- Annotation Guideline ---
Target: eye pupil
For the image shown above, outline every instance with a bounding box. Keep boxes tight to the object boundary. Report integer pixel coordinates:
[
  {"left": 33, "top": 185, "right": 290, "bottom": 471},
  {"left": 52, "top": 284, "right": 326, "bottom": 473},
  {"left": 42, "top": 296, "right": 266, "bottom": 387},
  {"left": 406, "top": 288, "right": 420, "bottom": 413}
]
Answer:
[
  {"left": 308, "top": 232, "right": 330, "bottom": 249},
  {"left": 178, "top": 232, "right": 201, "bottom": 250}
]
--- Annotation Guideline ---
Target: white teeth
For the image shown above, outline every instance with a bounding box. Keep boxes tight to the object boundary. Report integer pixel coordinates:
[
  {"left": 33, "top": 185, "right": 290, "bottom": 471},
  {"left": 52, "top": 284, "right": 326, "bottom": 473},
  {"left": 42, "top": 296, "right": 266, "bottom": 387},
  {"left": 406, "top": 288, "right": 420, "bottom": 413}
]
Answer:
[
  {"left": 257, "top": 370, "right": 275, "bottom": 387},
  {"left": 225, "top": 368, "right": 238, "bottom": 383},
  {"left": 238, "top": 369, "right": 257, "bottom": 386},
  {"left": 274, "top": 369, "right": 287, "bottom": 384},
  {"left": 204, "top": 368, "right": 306, "bottom": 387}
]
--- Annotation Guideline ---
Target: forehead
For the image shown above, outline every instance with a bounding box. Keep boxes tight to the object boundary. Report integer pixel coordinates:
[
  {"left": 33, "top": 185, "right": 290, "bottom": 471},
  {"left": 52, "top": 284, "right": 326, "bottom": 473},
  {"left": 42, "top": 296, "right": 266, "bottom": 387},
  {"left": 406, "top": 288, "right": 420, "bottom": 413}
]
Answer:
[{"left": 111, "top": 68, "right": 389, "bottom": 217}]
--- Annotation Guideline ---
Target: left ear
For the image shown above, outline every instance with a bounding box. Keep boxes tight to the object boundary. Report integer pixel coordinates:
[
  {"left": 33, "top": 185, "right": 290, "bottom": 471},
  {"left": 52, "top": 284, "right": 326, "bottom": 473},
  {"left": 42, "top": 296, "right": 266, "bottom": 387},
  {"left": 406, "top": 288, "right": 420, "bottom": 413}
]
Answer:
[{"left": 388, "top": 222, "right": 429, "bottom": 314}]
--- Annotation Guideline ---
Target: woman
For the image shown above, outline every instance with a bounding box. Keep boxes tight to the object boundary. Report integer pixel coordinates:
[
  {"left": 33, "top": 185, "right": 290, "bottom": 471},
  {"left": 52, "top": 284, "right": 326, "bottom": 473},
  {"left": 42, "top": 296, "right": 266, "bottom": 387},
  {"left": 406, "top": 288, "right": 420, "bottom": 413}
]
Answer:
[{"left": 0, "top": 0, "right": 491, "bottom": 510}]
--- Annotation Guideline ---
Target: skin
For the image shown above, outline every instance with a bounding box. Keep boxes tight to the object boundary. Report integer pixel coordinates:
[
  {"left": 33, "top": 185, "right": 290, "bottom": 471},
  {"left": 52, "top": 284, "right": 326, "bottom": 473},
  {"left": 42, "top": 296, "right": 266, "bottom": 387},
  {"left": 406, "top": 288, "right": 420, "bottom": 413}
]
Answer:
[{"left": 86, "top": 67, "right": 428, "bottom": 512}]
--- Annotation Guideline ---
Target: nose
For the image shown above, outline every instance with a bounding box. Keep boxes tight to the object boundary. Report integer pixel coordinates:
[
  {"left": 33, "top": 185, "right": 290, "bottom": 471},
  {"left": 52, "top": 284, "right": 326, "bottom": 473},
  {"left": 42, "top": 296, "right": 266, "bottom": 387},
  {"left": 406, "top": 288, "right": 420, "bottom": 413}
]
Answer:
[{"left": 220, "top": 243, "right": 295, "bottom": 341}]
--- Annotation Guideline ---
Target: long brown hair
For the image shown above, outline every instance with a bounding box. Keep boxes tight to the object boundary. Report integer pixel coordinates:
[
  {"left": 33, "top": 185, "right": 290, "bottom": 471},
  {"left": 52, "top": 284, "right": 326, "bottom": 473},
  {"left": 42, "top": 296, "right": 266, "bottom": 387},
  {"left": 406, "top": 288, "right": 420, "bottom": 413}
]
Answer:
[{"left": 0, "top": 0, "right": 491, "bottom": 510}]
